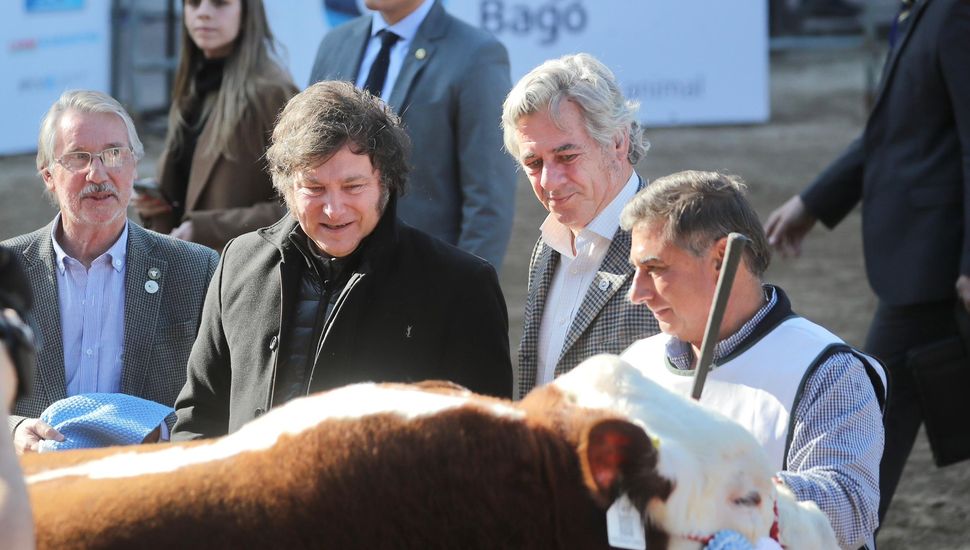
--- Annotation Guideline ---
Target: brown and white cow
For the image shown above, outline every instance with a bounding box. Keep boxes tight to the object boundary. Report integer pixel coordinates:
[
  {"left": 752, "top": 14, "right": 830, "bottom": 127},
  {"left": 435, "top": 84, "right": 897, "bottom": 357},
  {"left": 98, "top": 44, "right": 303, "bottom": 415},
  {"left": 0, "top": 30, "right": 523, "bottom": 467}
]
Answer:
[
  {"left": 551, "top": 355, "right": 839, "bottom": 549},
  {"left": 21, "top": 356, "right": 836, "bottom": 549}
]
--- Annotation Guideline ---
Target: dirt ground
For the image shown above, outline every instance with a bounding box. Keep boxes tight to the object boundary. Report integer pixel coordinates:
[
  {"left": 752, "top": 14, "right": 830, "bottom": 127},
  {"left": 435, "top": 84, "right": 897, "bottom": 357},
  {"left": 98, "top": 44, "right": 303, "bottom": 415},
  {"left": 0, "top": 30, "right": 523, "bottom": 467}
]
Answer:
[{"left": 1, "top": 48, "right": 968, "bottom": 547}]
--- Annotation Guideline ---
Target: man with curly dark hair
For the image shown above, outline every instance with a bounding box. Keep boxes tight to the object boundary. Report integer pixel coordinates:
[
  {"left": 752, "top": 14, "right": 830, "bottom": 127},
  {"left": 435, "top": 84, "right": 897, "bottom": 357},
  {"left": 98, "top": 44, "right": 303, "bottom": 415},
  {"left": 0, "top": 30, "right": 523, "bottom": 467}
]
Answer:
[{"left": 173, "top": 82, "right": 512, "bottom": 440}]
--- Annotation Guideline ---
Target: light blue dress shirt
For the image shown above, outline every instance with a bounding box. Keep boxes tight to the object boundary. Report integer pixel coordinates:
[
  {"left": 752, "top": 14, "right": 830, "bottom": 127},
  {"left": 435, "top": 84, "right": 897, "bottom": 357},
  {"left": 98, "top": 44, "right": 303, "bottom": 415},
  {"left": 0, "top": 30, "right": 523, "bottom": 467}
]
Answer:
[
  {"left": 50, "top": 215, "right": 128, "bottom": 396},
  {"left": 355, "top": 0, "right": 435, "bottom": 99}
]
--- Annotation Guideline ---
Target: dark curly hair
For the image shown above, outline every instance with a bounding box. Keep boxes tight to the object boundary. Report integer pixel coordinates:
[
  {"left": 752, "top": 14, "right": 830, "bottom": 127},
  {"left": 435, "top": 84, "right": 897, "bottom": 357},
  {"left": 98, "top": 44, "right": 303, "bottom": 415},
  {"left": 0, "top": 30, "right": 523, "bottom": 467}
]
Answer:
[{"left": 267, "top": 80, "right": 411, "bottom": 212}]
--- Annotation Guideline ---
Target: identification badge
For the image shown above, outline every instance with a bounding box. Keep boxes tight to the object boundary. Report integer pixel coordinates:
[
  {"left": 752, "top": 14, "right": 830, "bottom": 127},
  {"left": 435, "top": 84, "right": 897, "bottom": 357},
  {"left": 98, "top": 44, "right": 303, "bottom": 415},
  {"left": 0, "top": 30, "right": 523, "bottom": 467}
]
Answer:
[{"left": 606, "top": 493, "right": 646, "bottom": 550}]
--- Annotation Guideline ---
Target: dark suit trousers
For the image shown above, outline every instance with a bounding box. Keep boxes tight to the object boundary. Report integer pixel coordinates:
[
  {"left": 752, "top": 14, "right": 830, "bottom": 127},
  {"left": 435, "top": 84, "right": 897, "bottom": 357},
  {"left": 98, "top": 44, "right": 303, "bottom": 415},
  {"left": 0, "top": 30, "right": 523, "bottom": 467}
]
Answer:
[{"left": 864, "top": 299, "right": 958, "bottom": 523}]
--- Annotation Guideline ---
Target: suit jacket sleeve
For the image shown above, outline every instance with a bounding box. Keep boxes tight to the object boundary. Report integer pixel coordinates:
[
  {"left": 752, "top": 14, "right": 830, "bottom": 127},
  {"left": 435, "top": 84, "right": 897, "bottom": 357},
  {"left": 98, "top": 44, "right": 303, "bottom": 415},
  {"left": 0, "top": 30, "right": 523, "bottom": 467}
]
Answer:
[
  {"left": 940, "top": 1, "right": 970, "bottom": 275},
  {"left": 442, "top": 260, "right": 513, "bottom": 398},
  {"left": 172, "top": 239, "right": 235, "bottom": 440},
  {"left": 800, "top": 135, "right": 865, "bottom": 229},
  {"left": 454, "top": 40, "right": 517, "bottom": 269}
]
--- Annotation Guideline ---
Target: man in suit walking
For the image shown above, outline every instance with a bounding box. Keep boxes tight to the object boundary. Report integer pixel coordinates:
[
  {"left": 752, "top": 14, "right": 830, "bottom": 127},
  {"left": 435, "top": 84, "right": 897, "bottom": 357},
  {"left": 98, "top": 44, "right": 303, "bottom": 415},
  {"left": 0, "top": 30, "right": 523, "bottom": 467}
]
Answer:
[
  {"left": 766, "top": 0, "right": 970, "bottom": 522},
  {"left": 3, "top": 90, "right": 219, "bottom": 453},
  {"left": 308, "top": 0, "right": 516, "bottom": 271},
  {"left": 502, "top": 53, "right": 659, "bottom": 399}
]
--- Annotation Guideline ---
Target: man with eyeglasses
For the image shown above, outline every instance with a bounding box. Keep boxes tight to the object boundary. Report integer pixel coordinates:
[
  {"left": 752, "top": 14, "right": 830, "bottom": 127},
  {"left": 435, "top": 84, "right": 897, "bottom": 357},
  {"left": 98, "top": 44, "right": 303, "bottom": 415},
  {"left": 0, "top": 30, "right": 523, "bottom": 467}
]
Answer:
[{"left": 2, "top": 90, "right": 219, "bottom": 453}]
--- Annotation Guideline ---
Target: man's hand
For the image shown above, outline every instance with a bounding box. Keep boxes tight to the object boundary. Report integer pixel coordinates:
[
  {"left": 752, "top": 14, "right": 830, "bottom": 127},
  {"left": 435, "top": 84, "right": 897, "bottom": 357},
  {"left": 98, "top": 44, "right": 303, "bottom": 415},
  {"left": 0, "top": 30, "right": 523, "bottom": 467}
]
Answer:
[
  {"left": 765, "top": 195, "right": 818, "bottom": 258},
  {"left": 170, "top": 221, "right": 194, "bottom": 242},
  {"left": 13, "top": 418, "right": 63, "bottom": 454},
  {"left": 955, "top": 275, "right": 970, "bottom": 312}
]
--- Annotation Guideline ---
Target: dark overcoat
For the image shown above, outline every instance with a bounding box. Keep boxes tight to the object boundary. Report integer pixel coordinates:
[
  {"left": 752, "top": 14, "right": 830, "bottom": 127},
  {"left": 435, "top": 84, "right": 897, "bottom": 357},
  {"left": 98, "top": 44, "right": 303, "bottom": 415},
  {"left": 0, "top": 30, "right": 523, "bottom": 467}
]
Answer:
[{"left": 173, "top": 201, "right": 513, "bottom": 439}]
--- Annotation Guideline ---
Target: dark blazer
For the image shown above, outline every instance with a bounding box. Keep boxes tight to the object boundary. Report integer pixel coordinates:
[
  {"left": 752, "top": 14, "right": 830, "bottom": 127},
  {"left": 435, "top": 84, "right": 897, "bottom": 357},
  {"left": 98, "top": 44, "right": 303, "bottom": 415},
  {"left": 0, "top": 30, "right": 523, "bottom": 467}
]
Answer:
[
  {"left": 3, "top": 222, "right": 219, "bottom": 432},
  {"left": 801, "top": 0, "right": 970, "bottom": 306},
  {"left": 172, "top": 200, "right": 513, "bottom": 440},
  {"left": 144, "top": 79, "right": 296, "bottom": 253},
  {"left": 309, "top": 0, "right": 516, "bottom": 269}
]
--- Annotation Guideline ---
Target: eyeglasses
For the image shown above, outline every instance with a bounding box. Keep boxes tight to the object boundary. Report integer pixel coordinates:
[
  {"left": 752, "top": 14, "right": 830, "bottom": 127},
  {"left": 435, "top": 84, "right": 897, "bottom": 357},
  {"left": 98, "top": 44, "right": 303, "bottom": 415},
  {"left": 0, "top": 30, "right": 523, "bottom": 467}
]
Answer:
[{"left": 54, "top": 147, "right": 134, "bottom": 172}]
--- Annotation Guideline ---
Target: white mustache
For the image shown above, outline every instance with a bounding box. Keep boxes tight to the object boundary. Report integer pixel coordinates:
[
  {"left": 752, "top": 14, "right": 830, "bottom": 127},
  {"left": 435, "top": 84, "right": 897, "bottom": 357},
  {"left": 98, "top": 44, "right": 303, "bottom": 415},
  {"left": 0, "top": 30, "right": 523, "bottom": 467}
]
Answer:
[{"left": 79, "top": 183, "right": 118, "bottom": 198}]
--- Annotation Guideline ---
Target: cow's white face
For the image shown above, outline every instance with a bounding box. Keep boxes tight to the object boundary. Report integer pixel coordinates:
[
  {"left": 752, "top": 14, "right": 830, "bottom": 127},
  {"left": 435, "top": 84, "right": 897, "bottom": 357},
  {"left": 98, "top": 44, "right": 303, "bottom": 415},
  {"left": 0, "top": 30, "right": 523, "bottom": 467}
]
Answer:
[
  {"left": 644, "top": 442, "right": 775, "bottom": 546},
  {"left": 554, "top": 355, "right": 776, "bottom": 545}
]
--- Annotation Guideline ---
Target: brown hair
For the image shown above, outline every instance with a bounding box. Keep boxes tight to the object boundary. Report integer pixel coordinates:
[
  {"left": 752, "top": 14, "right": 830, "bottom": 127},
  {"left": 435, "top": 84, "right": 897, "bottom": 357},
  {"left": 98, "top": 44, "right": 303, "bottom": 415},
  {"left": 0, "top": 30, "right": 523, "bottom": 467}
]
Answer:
[
  {"left": 266, "top": 81, "right": 411, "bottom": 213},
  {"left": 166, "top": 0, "right": 294, "bottom": 159}
]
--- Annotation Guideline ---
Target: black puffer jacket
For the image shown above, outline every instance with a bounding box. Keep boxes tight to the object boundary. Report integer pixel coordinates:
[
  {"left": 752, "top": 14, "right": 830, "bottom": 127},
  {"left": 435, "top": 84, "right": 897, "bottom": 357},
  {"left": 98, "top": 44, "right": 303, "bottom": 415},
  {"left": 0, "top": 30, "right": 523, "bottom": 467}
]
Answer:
[{"left": 173, "top": 198, "right": 512, "bottom": 439}]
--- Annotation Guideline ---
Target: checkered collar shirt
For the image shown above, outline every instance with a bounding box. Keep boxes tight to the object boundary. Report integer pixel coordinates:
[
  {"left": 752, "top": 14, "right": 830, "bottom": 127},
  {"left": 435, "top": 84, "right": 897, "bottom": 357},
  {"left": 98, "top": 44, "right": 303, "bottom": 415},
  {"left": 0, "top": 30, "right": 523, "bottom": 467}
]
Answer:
[{"left": 666, "top": 285, "right": 776, "bottom": 370}]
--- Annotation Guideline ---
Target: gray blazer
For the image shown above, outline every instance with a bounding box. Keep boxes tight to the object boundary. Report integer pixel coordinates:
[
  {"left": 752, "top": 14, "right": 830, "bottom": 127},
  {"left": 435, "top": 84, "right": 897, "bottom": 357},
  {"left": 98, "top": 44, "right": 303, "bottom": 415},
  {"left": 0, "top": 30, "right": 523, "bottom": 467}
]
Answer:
[
  {"left": 309, "top": 0, "right": 516, "bottom": 269},
  {"left": 516, "top": 177, "right": 659, "bottom": 399},
  {"left": 3, "top": 221, "right": 219, "bottom": 431}
]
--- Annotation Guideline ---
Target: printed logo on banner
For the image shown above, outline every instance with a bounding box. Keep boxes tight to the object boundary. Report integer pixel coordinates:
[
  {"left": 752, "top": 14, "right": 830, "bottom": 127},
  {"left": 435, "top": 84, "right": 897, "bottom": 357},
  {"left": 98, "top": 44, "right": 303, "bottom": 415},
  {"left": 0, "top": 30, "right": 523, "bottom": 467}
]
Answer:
[
  {"left": 25, "top": 0, "right": 84, "bottom": 13},
  {"left": 480, "top": 0, "right": 588, "bottom": 45},
  {"left": 17, "top": 72, "right": 88, "bottom": 92},
  {"left": 8, "top": 32, "right": 99, "bottom": 53}
]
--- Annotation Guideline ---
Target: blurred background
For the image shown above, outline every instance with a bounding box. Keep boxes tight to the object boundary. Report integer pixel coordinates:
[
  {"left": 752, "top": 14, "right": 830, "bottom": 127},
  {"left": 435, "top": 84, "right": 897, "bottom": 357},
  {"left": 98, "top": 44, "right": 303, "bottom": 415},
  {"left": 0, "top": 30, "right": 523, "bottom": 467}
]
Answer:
[{"left": 1, "top": 2, "right": 967, "bottom": 546}]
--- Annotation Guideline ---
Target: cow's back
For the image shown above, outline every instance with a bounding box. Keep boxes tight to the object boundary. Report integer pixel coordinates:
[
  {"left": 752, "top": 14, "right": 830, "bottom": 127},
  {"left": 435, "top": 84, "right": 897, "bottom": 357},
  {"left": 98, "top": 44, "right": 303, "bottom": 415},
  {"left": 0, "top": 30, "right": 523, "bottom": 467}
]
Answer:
[{"left": 24, "top": 384, "right": 629, "bottom": 549}]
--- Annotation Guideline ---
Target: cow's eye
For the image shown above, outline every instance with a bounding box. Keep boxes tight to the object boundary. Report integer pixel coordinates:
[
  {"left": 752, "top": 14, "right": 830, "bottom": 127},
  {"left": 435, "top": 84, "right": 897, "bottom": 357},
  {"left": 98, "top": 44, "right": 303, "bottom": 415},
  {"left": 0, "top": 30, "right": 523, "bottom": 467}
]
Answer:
[{"left": 732, "top": 491, "right": 762, "bottom": 507}]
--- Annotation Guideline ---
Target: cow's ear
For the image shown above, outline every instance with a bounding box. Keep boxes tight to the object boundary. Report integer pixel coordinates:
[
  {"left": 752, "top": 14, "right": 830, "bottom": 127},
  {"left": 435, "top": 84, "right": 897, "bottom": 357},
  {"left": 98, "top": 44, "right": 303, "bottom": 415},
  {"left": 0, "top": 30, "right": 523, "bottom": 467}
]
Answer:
[{"left": 579, "top": 418, "right": 655, "bottom": 506}]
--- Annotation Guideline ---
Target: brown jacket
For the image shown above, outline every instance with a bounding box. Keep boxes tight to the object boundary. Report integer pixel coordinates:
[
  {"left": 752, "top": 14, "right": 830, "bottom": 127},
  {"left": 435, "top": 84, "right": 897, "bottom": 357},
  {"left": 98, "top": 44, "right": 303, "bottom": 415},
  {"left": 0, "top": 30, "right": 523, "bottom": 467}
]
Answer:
[{"left": 145, "top": 82, "right": 296, "bottom": 252}]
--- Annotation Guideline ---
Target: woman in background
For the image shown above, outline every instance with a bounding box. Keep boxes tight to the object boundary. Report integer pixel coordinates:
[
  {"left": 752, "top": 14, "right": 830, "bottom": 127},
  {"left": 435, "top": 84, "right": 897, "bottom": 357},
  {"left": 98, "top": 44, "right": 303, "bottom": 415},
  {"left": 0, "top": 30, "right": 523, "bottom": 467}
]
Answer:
[{"left": 136, "top": 0, "right": 296, "bottom": 252}]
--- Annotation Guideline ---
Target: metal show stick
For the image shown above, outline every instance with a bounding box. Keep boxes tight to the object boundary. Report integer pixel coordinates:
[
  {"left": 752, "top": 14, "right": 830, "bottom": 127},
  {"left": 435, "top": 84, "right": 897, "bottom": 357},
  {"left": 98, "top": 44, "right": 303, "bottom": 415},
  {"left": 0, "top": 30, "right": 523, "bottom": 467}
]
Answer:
[{"left": 690, "top": 232, "right": 751, "bottom": 401}]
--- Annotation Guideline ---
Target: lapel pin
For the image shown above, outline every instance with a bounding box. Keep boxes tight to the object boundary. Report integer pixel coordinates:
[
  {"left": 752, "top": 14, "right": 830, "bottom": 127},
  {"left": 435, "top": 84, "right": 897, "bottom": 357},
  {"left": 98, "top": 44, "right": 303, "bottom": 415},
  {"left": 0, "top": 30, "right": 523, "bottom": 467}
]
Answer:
[
  {"left": 415, "top": 48, "right": 426, "bottom": 60},
  {"left": 145, "top": 280, "right": 159, "bottom": 294},
  {"left": 147, "top": 267, "right": 161, "bottom": 280}
]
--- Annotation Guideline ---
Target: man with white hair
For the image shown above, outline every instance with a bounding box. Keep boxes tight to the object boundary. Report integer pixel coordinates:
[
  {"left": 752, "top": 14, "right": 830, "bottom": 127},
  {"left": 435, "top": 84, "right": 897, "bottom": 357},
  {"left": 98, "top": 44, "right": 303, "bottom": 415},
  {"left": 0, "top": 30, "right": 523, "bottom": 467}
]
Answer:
[
  {"left": 620, "top": 170, "right": 886, "bottom": 549},
  {"left": 2, "top": 90, "right": 218, "bottom": 453},
  {"left": 502, "top": 53, "right": 659, "bottom": 399}
]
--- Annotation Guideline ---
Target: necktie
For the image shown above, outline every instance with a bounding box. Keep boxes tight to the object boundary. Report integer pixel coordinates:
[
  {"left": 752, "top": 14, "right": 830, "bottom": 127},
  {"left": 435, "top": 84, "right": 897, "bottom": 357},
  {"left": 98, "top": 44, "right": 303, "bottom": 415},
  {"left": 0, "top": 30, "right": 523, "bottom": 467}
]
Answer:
[{"left": 363, "top": 30, "right": 400, "bottom": 98}]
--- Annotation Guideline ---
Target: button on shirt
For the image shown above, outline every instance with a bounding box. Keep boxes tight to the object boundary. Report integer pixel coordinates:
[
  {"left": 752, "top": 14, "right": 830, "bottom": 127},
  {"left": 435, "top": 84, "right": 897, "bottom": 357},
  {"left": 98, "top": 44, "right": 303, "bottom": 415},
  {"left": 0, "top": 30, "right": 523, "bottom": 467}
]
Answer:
[
  {"left": 51, "top": 216, "right": 128, "bottom": 396},
  {"left": 536, "top": 173, "right": 639, "bottom": 386},
  {"left": 354, "top": 0, "right": 434, "bottom": 100}
]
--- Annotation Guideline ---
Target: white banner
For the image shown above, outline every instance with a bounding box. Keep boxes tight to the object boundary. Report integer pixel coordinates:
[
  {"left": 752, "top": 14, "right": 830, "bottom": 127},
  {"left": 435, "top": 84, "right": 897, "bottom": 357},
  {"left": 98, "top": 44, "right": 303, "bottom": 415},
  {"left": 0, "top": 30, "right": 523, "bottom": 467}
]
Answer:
[
  {"left": 0, "top": 0, "right": 112, "bottom": 156},
  {"left": 266, "top": 0, "right": 768, "bottom": 127}
]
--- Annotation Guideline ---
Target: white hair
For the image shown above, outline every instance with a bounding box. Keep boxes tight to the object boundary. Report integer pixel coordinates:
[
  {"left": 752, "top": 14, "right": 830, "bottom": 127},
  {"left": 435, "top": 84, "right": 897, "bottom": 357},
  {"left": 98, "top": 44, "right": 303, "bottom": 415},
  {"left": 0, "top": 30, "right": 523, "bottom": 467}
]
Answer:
[
  {"left": 36, "top": 90, "right": 144, "bottom": 174},
  {"left": 502, "top": 53, "right": 649, "bottom": 165}
]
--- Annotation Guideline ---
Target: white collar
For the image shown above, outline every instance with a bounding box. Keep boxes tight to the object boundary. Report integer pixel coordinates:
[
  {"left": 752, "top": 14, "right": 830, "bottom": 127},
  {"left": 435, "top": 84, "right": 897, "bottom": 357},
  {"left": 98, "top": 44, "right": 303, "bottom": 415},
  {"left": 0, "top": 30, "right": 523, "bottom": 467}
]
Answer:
[
  {"left": 50, "top": 213, "right": 129, "bottom": 273},
  {"left": 369, "top": 0, "right": 434, "bottom": 42},
  {"left": 540, "top": 171, "right": 640, "bottom": 258}
]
